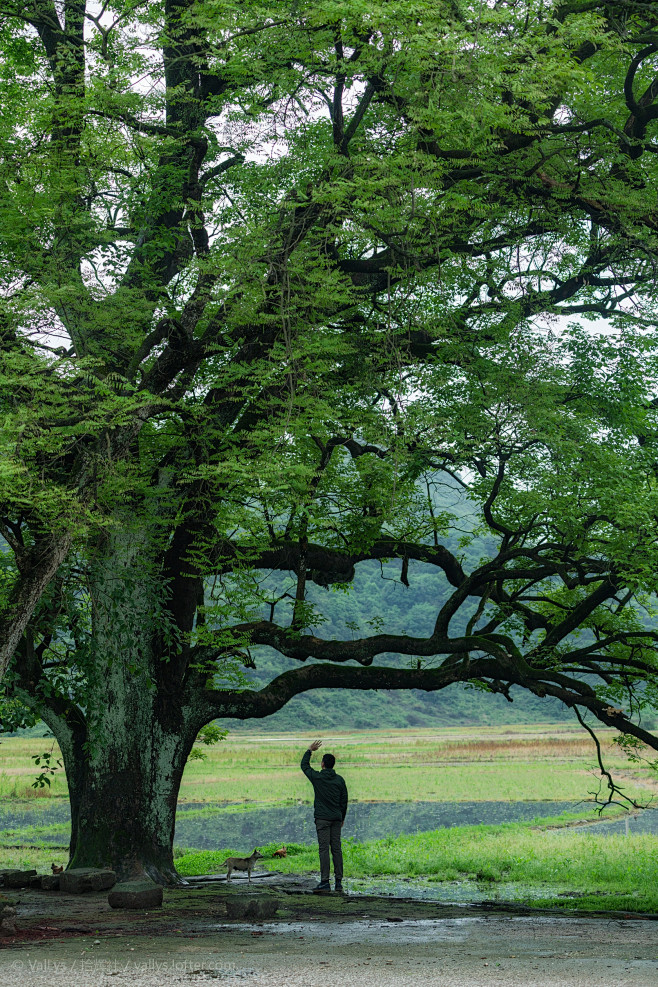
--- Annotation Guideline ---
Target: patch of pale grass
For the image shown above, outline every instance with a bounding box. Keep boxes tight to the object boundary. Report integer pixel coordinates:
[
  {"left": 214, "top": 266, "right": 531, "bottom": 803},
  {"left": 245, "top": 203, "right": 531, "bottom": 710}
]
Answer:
[
  {"left": 0, "top": 738, "right": 68, "bottom": 798},
  {"left": 180, "top": 758, "right": 651, "bottom": 804},
  {"left": 0, "top": 844, "right": 65, "bottom": 872},
  {"left": 0, "top": 771, "right": 68, "bottom": 800},
  {"left": 3, "top": 726, "right": 656, "bottom": 805}
]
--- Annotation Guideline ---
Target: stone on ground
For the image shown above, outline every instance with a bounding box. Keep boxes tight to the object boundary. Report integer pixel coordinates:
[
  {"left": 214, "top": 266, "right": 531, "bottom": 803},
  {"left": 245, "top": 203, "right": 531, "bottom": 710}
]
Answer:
[
  {"left": 39, "top": 874, "right": 61, "bottom": 891},
  {"left": 59, "top": 868, "right": 117, "bottom": 893},
  {"left": 0, "top": 897, "right": 17, "bottom": 934},
  {"left": 3, "top": 870, "right": 37, "bottom": 888},
  {"left": 107, "top": 880, "right": 163, "bottom": 909},
  {"left": 225, "top": 896, "right": 279, "bottom": 919}
]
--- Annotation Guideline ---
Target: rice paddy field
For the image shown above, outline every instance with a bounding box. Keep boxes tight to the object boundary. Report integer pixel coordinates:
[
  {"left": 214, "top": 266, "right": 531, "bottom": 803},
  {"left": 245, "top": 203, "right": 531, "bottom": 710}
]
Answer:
[
  {"left": 2, "top": 723, "right": 656, "bottom": 804},
  {"left": 178, "top": 724, "right": 658, "bottom": 804},
  {"left": 2, "top": 724, "right": 658, "bottom": 911}
]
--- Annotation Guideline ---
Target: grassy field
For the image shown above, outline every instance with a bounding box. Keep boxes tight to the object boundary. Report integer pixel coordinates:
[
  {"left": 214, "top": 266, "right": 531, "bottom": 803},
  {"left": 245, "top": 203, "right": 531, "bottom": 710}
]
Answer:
[
  {"left": 1, "top": 725, "right": 657, "bottom": 912},
  {"left": 2, "top": 724, "right": 656, "bottom": 804},
  {"left": 176, "top": 823, "right": 658, "bottom": 912}
]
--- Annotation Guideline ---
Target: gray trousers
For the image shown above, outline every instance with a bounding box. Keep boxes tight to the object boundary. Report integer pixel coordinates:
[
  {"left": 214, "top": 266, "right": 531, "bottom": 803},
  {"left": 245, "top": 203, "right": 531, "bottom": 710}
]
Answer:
[{"left": 315, "top": 818, "right": 343, "bottom": 883}]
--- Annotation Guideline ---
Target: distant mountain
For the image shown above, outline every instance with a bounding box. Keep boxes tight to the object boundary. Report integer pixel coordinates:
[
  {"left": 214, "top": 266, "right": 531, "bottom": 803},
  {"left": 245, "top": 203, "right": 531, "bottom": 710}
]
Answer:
[
  {"left": 218, "top": 680, "right": 573, "bottom": 732},
  {"left": 216, "top": 554, "right": 574, "bottom": 733}
]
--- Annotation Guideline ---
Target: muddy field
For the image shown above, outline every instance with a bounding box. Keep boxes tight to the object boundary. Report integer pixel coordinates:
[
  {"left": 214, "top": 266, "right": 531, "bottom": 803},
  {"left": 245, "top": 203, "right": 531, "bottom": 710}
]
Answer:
[{"left": 1, "top": 875, "right": 658, "bottom": 986}]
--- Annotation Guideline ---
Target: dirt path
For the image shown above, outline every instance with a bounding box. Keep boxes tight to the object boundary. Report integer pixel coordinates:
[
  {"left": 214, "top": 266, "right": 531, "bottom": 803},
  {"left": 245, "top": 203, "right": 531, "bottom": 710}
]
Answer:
[{"left": 1, "top": 877, "right": 657, "bottom": 986}]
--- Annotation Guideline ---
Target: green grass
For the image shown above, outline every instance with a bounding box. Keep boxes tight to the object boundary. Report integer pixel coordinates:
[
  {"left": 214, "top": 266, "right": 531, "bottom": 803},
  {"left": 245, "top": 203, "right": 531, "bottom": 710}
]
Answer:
[
  {"left": 2, "top": 726, "right": 656, "bottom": 804},
  {"left": 0, "top": 822, "right": 69, "bottom": 845},
  {"left": 176, "top": 817, "right": 658, "bottom": 913},
  {"left": 178, "top": 725, "right": 657, "bottom": 803},
  {"left": 2, "top": 725, "right": 658, "bottom": 913},
  {"left": 0, "top": 843, "right": 67, "bottom": 872},
  {"left": 180, "top": 761, "right": 633, "bottom": 803}
]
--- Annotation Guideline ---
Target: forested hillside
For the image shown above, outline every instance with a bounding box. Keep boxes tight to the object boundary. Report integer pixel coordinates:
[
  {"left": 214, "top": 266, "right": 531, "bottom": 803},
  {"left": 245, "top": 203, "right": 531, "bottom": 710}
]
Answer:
[
  {"left": 219, "top": 552, "right": 573, "bottom": 732},
  {"left": 219, "top": 669, "right": 572, "bottom": 733},
  {"left": 217, "top": 469, "right": 656, "bottom": 733},
  {"left": 216, "top": 479, "right": 604, "bottom": 732}
]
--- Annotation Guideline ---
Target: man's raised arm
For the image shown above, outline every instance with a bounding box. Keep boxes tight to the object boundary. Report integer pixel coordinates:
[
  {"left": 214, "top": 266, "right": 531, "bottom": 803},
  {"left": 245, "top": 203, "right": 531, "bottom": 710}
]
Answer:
[{"left": 301, "top": 738, "right": 322, "bottom": 777}]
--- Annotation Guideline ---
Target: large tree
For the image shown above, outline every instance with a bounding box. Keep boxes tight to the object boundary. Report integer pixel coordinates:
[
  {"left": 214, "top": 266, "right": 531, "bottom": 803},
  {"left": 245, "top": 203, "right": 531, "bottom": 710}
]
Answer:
[{"left": 3, "top": 1, "right": 658, "bottom": 883}]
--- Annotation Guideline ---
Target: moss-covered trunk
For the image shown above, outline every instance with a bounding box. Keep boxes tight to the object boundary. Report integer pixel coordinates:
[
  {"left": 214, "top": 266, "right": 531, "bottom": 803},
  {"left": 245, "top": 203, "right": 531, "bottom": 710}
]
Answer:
[
  {"left": 44, "top": 666, "right": 201, "bottom": 884},
  {"left": 46, "top": 529, "right": 202, "bottom": 884},
  {"left": 64, "top": 700, "right": 196, "bottom": 884}
]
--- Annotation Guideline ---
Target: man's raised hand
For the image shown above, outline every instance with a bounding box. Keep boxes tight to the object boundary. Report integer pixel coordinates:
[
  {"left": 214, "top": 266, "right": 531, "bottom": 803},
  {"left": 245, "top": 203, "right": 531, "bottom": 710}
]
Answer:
[{"left": 309, "top": 739, "right": 323, "bottom": 751}]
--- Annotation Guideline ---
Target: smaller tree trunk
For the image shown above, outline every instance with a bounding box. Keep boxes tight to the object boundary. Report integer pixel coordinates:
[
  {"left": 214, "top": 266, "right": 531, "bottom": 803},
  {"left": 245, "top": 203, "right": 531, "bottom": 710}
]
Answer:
[
  {"left": 0, "top": 534, "right": 72, "bottom": 682},
  {"left": 43, "top": 528, "right": 204, "bottom": 883}
]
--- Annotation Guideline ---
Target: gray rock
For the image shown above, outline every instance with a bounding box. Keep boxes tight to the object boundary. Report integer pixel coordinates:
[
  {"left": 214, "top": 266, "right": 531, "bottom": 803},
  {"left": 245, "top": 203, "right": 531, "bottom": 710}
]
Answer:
[
  {"left": 225, "top": 897, "right": 250, "bottom": 919},
  {"left": 253, "top": 897, "right": 278, "bottom": 919},
  {"left": 89, "top": 869, "right": 117, "bottom": 891},
  {"left": 3, "top": 869, "right": 37, "bottom": 888},
  {"left": 0, "top": 900, "right": 17, "bottom": 934},
  {"left": 225, "top": 896, "right": 278, "bottom": 919},
  {"left": 60, "top": 868, "right": 117, "bottom": 894},
  {"left": 107, "top": 880, "right": 163, "bottom": 909},
  {"left": 40, "top": 874, "right": 61, "bottom": 891}
]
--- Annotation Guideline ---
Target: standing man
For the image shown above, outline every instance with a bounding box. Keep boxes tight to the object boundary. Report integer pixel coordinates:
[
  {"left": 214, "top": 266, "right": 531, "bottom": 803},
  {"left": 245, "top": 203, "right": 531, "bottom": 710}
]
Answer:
[{"left": 301, "top": 739, "right": 348, "bottom": 893}]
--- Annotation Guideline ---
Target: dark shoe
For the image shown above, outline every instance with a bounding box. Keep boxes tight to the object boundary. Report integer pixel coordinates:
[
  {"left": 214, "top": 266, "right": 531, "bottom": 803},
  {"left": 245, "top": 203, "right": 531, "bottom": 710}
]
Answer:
[
  {"left": 335, "top": 881, "right": 344, "bottom": 893},
  {"left": 313, "top": 881, "right": 331, "bottom": 894}
]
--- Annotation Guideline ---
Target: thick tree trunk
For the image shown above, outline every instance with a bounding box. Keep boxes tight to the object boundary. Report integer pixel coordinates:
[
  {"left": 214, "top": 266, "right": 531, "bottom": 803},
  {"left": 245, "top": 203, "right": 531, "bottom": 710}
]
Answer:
[
  {"left": 44, "top": 667, "right": 200, "bottom": 884},
  {"left": 67, "top": 716, "right": 195, "bottom": 885},
  {"left": 41, "top": 529, "right": 203, "bottom": 884}
]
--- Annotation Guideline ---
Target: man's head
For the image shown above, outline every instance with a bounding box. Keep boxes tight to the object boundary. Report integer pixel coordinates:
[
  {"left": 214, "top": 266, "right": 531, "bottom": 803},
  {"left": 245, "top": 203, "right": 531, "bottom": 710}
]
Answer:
[{"left": 321, "top": 752, "right": 336, "bottom": 770}]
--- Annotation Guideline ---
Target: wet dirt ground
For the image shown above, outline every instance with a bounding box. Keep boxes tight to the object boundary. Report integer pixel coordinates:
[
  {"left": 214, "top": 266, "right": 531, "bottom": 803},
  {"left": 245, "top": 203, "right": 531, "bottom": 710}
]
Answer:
[{"left": 1, "top": 874, "right": 657, "bottom": 986}]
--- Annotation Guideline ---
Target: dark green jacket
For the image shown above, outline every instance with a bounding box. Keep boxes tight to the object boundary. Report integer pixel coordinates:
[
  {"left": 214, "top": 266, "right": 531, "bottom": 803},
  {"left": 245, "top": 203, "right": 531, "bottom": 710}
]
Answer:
[{"left": 301, "top": 750, "right": 348, "bottom": 822}]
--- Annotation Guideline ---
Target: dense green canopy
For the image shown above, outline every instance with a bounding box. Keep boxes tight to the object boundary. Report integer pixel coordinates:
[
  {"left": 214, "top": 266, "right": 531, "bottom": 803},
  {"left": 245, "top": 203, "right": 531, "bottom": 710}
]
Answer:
[{"left": 2, "top": 1, "right": 658, "bottom": 877}]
